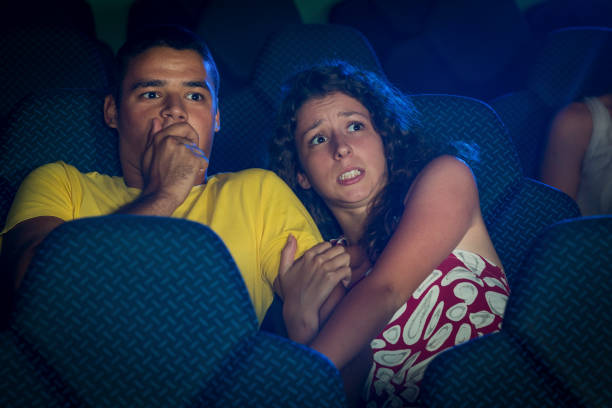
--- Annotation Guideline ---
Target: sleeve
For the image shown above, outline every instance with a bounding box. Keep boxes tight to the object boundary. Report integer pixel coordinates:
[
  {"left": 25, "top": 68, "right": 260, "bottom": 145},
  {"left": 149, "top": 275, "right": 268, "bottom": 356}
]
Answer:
[
  {"left": 1, "top": 162, "right": 77, "bottom": 236},
  {"left": 257, "top": 170, "right": 323, "bottom": 288}
]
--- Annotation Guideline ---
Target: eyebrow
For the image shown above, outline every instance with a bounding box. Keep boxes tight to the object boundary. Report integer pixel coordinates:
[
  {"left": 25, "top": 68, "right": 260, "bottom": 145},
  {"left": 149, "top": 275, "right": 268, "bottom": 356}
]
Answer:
[
  {"left": 129, "top": 80, "right": 212, "bottom": 94},
  {"left": 299, "top": 111, "right": 369, "bottom": 139},
  {"left": 299, "top": 119, "right": 323, "bottom": 139},
  {"left": 338, "top": 111, "right": 368, "bottom": 119}
]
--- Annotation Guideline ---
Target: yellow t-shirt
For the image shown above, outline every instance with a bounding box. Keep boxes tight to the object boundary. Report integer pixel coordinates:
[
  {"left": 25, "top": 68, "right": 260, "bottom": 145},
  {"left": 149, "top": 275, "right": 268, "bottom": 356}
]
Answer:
[{"left": 1, "top": 161, "right": 322, "bottom": 324}]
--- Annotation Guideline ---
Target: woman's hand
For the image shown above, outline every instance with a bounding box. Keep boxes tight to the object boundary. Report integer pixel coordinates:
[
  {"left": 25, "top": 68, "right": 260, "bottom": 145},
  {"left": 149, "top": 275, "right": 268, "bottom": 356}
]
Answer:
[{"left": 277, "top": 235, "right": 351, "bottom": 344}]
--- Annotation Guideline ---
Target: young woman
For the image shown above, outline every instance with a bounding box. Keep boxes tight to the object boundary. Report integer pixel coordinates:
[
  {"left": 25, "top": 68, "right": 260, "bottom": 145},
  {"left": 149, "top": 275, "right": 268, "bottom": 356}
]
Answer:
[{"left": 270, "top": 62, "right": 510, "bottom": 407}]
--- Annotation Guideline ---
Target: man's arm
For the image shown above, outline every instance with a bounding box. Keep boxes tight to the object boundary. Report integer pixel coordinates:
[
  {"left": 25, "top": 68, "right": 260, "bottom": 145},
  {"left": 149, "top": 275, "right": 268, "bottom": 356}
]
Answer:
[
  {"left": 1, "top": 217, "right": 65, "bottom": 289},
  {"left": 0, "top": 216, "right": 64, "bottom": 325}
]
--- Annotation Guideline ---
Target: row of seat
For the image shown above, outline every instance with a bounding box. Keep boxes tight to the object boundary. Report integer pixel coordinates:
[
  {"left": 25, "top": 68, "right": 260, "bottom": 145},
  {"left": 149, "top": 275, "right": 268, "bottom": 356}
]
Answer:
[
  {"left": 0, "top": 215, "right": 346, "bottom": 407},
  {"left": 3, "top": 214, "right": 609, "bottom": 407},
  {"left": 0, "top": 83, "right": 591, "bottom": 408},
  {"left": 2, "top": 85, "right": 608, "bottom": 405},
  {"left": 2, "top": 21, "right": 611, "bottom": 183},
  {"left": 421, "top": 215, "right": 612, "bottom": 407},
  {"left": 1, "top": 17, "right": 610, "bottom": 408}
]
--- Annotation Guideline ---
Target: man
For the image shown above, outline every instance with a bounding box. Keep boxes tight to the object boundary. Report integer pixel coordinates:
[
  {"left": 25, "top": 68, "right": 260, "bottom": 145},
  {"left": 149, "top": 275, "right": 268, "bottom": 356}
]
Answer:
[{"left": 0, "top": 25, "right": 349, "bottom": 326}]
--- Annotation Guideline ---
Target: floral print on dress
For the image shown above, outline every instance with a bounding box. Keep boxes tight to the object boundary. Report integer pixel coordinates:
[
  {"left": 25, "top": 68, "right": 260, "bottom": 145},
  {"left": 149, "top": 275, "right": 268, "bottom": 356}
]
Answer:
[{"left": 364, "top": 250, "right": 510, "bottom": 407}]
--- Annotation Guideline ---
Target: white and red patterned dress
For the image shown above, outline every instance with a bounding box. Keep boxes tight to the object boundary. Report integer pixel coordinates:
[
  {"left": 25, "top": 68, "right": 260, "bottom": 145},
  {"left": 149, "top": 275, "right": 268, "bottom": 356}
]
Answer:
[{"left": 363, "top": 249, "right": 510, "bottom": 407}]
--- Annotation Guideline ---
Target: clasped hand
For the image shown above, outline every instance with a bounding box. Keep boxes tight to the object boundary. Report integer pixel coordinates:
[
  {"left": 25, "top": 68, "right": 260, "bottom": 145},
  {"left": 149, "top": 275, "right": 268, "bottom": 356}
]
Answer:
[
  {"left": 140, "top": 117, "right": 208, "bottom": 204},
  {"left": 277, "top": 235, "right": 352, "bottom": 344}
]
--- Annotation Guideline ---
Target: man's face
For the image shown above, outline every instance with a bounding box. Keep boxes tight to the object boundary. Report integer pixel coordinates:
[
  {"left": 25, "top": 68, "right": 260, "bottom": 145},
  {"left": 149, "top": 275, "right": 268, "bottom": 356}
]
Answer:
[{"left": 105, "top": 46, "right": 219, "bottom": 186}]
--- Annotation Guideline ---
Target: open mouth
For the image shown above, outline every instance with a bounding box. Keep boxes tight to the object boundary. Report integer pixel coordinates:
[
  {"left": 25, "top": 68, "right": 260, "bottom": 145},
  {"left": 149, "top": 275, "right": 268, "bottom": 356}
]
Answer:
[{"left": 338, "top": 168, "right": 364, "bottom": 184}]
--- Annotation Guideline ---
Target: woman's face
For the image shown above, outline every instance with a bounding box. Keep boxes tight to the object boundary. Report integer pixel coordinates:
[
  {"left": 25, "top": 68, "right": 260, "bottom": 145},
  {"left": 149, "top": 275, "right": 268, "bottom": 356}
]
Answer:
[{"left": 294, "top": 91, "right": 388, "bottom": 214}]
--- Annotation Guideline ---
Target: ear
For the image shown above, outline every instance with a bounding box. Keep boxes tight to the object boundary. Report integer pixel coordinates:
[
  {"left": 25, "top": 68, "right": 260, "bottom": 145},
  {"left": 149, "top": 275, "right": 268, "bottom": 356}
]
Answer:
[
  {"left": 104, "top": 94, "right": 118, "bottom": 129},
  {"left": 214, "top": 108, "right": 220, "bottom": 132},
  {"left": 297, "top": 171, "right": 312, "bottom": 189}
]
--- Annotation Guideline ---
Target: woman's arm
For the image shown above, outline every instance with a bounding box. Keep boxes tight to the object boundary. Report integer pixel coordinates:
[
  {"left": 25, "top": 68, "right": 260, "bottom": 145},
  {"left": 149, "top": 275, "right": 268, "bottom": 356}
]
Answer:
[
  {"left": 540, "top": 102, "right": 593, "bottom": 200},
  {"left": 310, "top": 155, "right": 480, "bottom": 369}
]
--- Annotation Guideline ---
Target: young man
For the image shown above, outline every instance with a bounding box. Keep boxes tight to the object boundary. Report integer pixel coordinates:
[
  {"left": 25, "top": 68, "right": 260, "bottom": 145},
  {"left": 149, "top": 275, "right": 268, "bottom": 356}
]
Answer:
[{"left": 0, "top": 25, "right": 350, "bottom": 326}]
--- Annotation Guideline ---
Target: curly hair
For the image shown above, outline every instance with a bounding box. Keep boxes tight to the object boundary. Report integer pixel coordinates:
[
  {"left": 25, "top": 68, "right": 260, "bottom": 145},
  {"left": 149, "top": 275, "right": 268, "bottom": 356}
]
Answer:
[{"left": 270, "top": 62, "right": 441, "bottom": 262}]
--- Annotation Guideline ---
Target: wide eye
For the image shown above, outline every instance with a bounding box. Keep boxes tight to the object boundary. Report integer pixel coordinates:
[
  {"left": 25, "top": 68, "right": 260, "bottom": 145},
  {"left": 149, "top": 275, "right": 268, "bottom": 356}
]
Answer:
[
  {"left": 187, "top": 92, "right": 205, "bottom": 101},
  {"left": 140, "top": 91, "right": 159, "bottom": 99},
  {"left": 309, "top": 134, "right": 328, "bottom": 145},
  {"left": 348, "top": 122, "right": 364, "bottom": 132}
]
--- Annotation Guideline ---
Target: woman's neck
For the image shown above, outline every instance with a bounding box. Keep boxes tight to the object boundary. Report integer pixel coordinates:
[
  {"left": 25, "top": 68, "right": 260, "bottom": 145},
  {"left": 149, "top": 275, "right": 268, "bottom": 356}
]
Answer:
[{"left": 331, "top": 207, "right": 368, "bottom": 245}]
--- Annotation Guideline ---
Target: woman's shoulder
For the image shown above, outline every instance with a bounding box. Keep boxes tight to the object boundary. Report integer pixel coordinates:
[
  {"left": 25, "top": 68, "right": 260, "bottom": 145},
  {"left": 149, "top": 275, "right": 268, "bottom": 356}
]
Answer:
[
  {"left": 417, "top": 155, "right": 475, "bottom": 185},
  {"left": 404, "top": 155, "right": 478, "bottom": 206},
  {"left": 553, "top": 101, "right": 593, "bottom": 133}
]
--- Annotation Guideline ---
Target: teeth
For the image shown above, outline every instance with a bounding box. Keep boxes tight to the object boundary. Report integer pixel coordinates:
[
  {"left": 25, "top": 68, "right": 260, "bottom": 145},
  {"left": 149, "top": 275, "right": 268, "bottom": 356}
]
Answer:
[{"left": 339, "top": 169, "right": 362, "bottom": 180}]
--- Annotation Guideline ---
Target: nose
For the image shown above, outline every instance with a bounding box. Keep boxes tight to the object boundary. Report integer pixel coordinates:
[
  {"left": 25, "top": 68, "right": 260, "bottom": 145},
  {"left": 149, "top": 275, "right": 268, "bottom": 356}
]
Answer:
[
  {"left": 161, "top": 95, "right": 187, "bottom": 122},
  {"left": 333, "top": 134, "right": 352, "bottom": 160}
]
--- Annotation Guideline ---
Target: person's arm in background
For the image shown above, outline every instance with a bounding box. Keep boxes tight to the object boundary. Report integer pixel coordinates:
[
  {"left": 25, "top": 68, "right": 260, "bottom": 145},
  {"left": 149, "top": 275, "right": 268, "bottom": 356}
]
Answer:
[{"left": 540, "top": 101, "right": 593, "bottom": 200}]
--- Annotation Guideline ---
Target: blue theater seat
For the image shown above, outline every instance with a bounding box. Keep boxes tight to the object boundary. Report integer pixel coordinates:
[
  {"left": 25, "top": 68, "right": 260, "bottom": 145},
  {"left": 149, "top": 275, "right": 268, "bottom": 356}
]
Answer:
[
  {"left": 1, "top": 216, "right": 346, "bottom": 407},
  {"left": 420, "top": 216, "right": 612, "bottom": 407},
  {"left": 411, "top": 94, "right": 580, "bottom": 285}
]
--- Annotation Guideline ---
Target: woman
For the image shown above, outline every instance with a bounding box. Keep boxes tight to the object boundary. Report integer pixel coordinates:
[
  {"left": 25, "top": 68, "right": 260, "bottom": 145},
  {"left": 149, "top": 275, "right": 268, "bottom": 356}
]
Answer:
[
  {"left": 270, "top": 62, "right": 510, "bottom": 407},
  {"left": 540, "top": 93, "right": 612, "bottom": 215}
]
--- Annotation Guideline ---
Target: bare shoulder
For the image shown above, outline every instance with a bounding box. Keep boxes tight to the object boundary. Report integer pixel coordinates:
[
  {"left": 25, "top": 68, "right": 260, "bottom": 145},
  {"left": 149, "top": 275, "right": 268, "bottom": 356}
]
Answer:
[
  {"left": 423, "top": 154, "right": 473, "bottom": 174},
  {"left": 405, "top": 155, "right": 478, "bottom": 206},
  {"left": 551, "top": 101, "right": 593, "bottom": 140},
  {"left": 414, "top": 155, "right": 475, "bottom": 188}
]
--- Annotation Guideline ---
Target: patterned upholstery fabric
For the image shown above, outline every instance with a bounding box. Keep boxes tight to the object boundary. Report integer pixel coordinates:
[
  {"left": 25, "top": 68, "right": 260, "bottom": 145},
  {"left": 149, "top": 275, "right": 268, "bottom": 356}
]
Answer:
[
  {"left": 209, "top": 23, "right": 383, "bottom": 175},
  {"left": 1, "top": 215, "right": 346, "bottom": 407},
  {"left": 0, "top": 26, "right": 113, "bottom": 123},
  {"left": 253, "top": 23, "right": 384, "bottom": 110},
  {"left": 0, "top": 88, "right": 121, "bottom": 225},
  {"left": 0, "top": 330, "right": 66, "bottom": 407},
  {"left": 411, "top": 94, "right": 522, "bottom": 219},
  {"left": 208, "top": 86, "right": 273, "bottom": 175},
  {"left": 412, "top": 94, "right": 580, "bottom": 286},
  {"left": 214, "top": 333, "right": 346, "bottom": 407},
  {"left": 489, "top": 90, "right": 554, "bottom": 178},
  {"left": 487, "top": 179, "right": 579, "bottom": 284},
  {"left": 504, "top": 216, "right": 612, "bottom": 407},
  {"left": 419, "top": 332, "right": 577, "bottom": 408},
  {"left": 420, "top": 216, "right": 612, "bottom": 407}
]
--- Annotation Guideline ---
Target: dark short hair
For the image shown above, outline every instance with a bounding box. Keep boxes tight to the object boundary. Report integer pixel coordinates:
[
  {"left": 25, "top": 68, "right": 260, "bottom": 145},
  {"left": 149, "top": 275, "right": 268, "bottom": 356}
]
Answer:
[
  {"left": 270, "top": 61, "right": 440, "bottom": 261},
  {"left": 113, "top": 24, "right": 219, "bottom": 103}
]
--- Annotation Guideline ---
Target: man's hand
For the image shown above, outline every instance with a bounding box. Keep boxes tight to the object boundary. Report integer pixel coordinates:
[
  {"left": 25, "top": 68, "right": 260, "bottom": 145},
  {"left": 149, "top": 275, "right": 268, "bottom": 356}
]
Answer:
[
  {"left": 277, "top": 235, "right": 351, "bottom": 344},
  {"left": 140, "top": 117, "right": 207, "bottom": 209}
]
